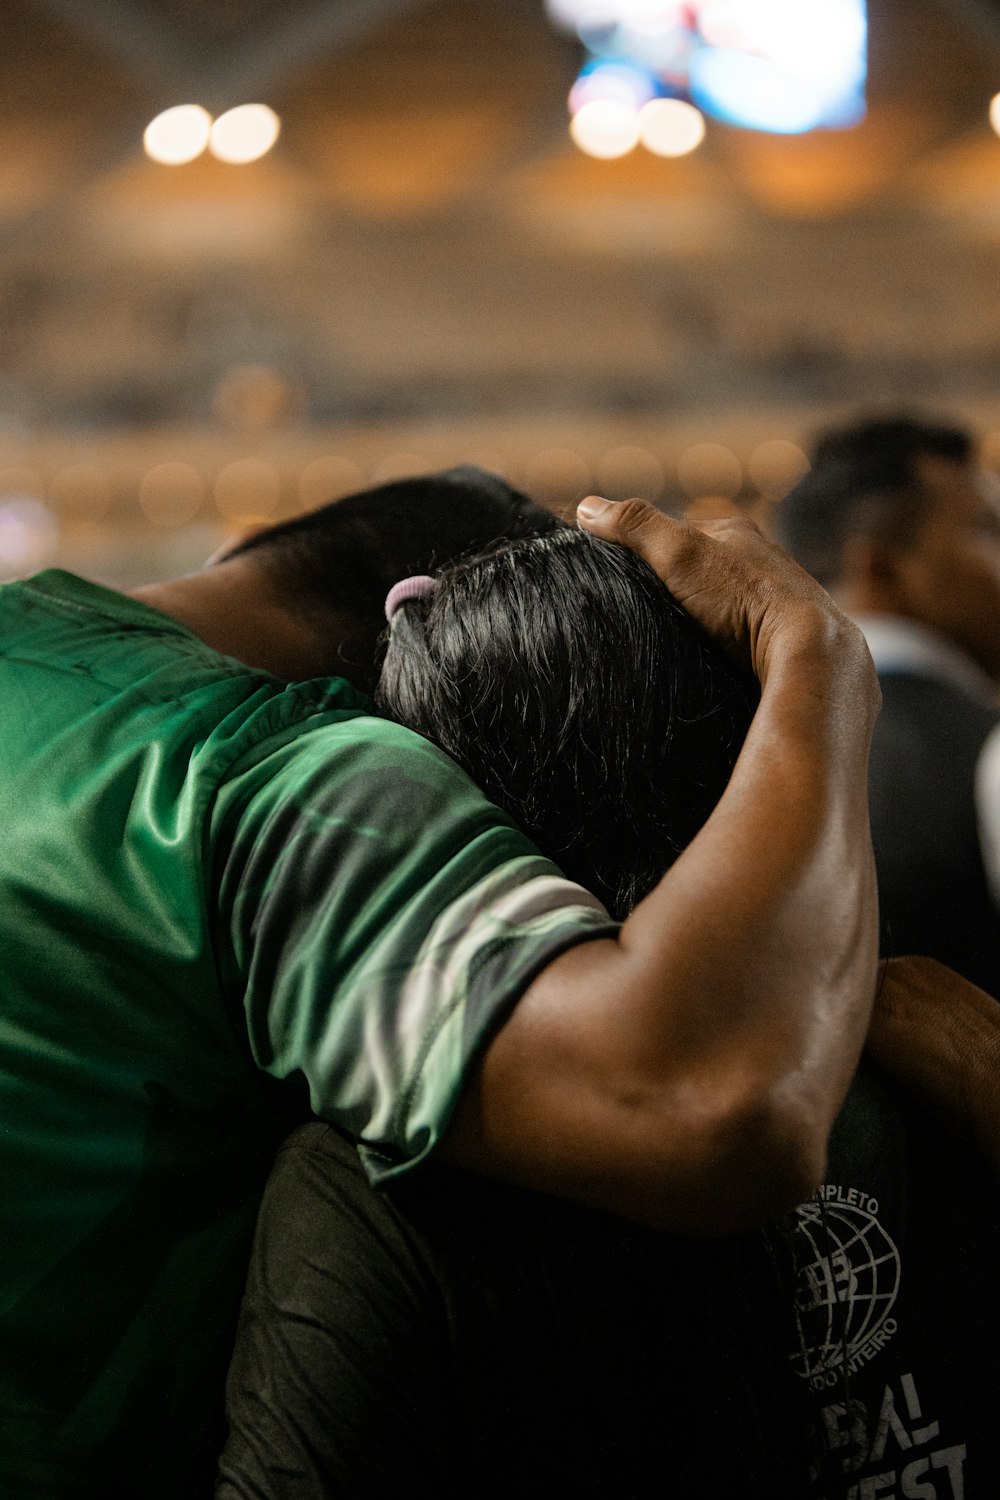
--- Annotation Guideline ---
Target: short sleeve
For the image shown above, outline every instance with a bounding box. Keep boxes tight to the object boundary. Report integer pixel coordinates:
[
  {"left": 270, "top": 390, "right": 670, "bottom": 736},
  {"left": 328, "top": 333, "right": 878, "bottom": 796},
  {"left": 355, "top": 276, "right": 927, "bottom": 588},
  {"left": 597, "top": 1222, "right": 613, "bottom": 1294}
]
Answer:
[{"left": 212, "top": 712, "right": 617, "bottom": 1180}]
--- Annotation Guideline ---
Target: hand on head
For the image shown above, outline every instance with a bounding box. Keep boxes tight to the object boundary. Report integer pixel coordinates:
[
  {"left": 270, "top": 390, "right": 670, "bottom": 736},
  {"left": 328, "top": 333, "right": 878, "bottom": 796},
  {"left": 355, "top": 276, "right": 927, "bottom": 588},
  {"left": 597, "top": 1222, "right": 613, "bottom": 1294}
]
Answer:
[{"left": 576, "top": 494, "right": 866, "bottom": 690}]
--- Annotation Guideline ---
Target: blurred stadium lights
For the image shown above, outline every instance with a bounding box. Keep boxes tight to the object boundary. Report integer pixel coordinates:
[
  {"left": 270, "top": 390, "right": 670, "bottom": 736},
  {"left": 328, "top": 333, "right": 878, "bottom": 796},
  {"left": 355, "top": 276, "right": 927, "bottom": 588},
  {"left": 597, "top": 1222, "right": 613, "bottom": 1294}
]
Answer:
[
  {"left": 143, "top": 105, "right": 213, "bottom": 165},
  {"left": 548, "top": 0, "right": 867, "bottom": 148},
  {"left": 144, "top": 104, "right": 281, "bottom": 165}
]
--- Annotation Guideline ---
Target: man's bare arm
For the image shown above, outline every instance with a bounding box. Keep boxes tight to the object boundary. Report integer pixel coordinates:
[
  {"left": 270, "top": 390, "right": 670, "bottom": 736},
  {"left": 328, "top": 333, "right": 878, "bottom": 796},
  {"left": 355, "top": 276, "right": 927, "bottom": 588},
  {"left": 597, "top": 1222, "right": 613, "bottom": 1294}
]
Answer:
[
  {"left": 443, "top": 499, "right": 882, "bottom": 1235},
  {"left": 867, "top": 955, "right": 1000, "bottom": 1171}
]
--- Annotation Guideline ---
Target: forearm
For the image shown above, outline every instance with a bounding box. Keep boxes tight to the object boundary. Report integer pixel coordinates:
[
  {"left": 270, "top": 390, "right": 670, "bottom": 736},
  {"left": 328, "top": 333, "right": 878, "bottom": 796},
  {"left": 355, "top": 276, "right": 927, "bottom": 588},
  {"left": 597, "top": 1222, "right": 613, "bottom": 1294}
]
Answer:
[
  {"left": 449, "top": 622, "right": 880, "bottom": 1231},
  {"left": 624, "top": 620, "right": 879, "bottom": 1123},
  {"left": 867, "top": 956, "right": 1000, "bottom": 1171}
]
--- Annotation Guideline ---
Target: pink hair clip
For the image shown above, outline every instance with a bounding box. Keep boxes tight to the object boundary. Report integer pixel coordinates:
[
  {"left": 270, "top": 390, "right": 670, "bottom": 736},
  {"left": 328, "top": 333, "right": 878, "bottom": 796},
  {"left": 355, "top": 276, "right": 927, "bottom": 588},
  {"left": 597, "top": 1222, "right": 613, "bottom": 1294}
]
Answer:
[{"left": 384, "top": 574, "right": 438, "bottom": 622}]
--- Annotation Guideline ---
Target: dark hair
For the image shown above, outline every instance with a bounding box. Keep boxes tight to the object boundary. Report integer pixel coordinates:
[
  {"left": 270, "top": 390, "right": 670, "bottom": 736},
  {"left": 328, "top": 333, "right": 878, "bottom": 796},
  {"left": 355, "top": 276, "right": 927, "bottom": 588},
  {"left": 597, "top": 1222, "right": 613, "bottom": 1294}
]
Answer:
[
  {"left": 810, "top": 413, "right": 972, "bottom": 476},
  {"left": 377, "top": 526, "right": 758, "bottom": 919},
  {"left": 226, "top": 466, "right": 560, "bottom": 691},
  {"left": 378, "top": 525, "right": 817, "bottom": 1493},
  {"left": 776, "top": 413, "right": 973, "bottom": 589}
]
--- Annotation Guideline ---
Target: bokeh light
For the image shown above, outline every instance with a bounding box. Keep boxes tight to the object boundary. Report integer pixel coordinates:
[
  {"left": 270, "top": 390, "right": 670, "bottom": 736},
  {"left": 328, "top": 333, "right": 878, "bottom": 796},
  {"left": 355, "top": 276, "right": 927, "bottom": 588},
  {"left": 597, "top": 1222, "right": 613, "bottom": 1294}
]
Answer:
[
  {"left": 690, "top": 48, "right": 827, "bottom": 134},
  {"left": 748, "top": 439, "right": 809, "bottom": 499},
  {"left": 298, "top": 456, "right": 367, "bottom": 509},
  {"left": 637, "top": 97, "right": 706, "bottom": 155},
  {"left": 139, "top": 463, "right": 205, "bottom": 527},
  {"left": 49, "top": 464, "right": 113, "bottom": 520},
  {"left": 209, "top": 105, "right": 281, "bottom": 165},
  {"left": 570, "top": 61, "right": 656, "bottom": 113},
  {"left": 214, "top": 459, "right": 282, "bottom": 518},
  {"left": 676, "top": 442, "right": 743, "bottom": 499},
  {"left": 990, "top": 92, "right": 1000, "bottom": 138},
  {"left": 570, "top": 99, "right": 641, "bottom": 158},
  {"left": 699, "top": 0, "right": 866, "bottom": 84},
  {"left": 547, "top": 0, "right": 623, "bottom": 27},
  {"left": 596, "top": 445, "right": 665, "bottom": 501},
  {"left": 143, "top": 105, "right": 212, "bottom": 165},
  {"left": 522, "top": 448, "right": 591, "bottom": 506},
  {"left": 551, "top": 1, "right": 866, "bottom": 138}
]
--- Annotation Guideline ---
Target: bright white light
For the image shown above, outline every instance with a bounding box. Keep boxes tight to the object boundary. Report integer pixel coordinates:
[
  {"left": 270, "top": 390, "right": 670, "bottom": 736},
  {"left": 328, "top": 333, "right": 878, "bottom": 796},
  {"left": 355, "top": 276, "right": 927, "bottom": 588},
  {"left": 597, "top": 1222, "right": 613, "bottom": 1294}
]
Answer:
[
  {"left": 550, "top": 0, "right": 865, "bottom": 136},
  {"left": 570, "top": 99, "right": 641, "bottom": 157},
  {"left": 548, "top": 0, "right": 684, "bottom": 28},
  {"left": 700, "top": 0, "right": 865, "bottom": 84},
  {"left": 209, "top": 104, "right": 281, "bottom": 164},
  {"left": 570, "top": 61, "right": 656, "bottom": 112},
  {"left": 143, "top": 105, "right": 212, "bottom": 165},
  {"left": 991, "top": 92, "right": 1000, "bottom": 137},
  {"left": 546, "top": 0, "right": 624, "bottom": 28},
  {"left": 638, "top": 97, "right": 705, "bottom": 154},
  {"left": 626, "top": 2, "right": 686, "bottom": 38},
  {"left": 690, "top": 47, "right": 826, "bottom": 133},
  {"left": 618, "top": 0, "right": 683, "bottom": 28}
]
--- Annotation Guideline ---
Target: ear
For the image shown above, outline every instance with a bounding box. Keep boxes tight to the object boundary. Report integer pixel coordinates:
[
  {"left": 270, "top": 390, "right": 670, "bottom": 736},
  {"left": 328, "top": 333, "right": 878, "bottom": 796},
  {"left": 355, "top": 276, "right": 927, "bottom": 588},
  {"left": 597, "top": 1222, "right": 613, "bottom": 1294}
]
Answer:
[{"left": 839, "top": 533, "right": 907, "bottom": 613}]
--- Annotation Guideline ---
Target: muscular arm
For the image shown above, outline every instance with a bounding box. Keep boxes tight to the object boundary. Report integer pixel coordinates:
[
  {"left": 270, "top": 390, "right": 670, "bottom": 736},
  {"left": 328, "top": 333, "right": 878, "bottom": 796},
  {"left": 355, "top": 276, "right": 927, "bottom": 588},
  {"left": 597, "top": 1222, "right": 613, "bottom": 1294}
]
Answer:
[
  {"left": 444, "top": 499, "right": 881, "bottom": 1234},
  {"left": 867, "top": 955, "right": 1000, "bottom": 1172}
]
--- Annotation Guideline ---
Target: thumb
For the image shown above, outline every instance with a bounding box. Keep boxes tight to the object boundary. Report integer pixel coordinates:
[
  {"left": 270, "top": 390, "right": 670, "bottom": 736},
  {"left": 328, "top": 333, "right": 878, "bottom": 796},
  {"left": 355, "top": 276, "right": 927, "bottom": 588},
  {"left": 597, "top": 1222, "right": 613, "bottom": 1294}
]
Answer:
[{"left": 576, "top": 494, "right": 697, "bottom": 575}]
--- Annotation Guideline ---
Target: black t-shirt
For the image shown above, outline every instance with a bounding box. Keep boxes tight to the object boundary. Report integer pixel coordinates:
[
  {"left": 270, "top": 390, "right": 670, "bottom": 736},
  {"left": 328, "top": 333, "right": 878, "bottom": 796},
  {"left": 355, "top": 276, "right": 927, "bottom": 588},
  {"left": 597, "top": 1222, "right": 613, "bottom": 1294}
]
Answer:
[
  {"left": 218, "top": 1064, "right": 1000, "bottom": 1498},
  {"left": 795, "top": 1064, "right": 999, "bottom": 1498}
]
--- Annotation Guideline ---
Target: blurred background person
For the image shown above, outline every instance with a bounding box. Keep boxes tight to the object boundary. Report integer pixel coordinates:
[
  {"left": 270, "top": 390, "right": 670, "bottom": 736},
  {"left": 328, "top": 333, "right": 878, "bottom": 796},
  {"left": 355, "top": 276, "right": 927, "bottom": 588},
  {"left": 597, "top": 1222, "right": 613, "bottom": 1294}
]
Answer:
[{"left": 775, "top": 413, "right": 1000, "bottom": 997}]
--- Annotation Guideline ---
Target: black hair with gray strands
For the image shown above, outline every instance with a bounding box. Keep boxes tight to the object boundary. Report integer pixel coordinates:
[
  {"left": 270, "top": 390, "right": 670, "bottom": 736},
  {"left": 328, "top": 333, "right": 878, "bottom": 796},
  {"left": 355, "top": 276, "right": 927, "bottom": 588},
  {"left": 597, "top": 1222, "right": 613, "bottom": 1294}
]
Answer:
[
  {"left": 224, "top": 466, "right": 561, "bottom": 692},
  {"left": 377, "top": 525, "right": 758, "bottom": 921},
  {"left": 378, "top": 522, "right": 823, "bottom": 1495}
]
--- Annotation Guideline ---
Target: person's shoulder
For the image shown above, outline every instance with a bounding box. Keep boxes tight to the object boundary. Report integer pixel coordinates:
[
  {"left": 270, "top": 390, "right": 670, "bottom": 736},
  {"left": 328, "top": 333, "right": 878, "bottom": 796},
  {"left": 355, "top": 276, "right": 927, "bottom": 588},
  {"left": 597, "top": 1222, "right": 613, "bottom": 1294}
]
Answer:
[{"left": 278, "top": 697, "right": 480, "bottom": 786}]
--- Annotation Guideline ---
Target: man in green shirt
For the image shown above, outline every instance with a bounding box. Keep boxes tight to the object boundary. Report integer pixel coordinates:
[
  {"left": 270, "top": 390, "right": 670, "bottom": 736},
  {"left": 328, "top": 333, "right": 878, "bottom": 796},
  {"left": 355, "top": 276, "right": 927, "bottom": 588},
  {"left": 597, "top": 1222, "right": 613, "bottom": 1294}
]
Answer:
[{"left": 0, "top": 466, "right": 882, "bottom": 1496}]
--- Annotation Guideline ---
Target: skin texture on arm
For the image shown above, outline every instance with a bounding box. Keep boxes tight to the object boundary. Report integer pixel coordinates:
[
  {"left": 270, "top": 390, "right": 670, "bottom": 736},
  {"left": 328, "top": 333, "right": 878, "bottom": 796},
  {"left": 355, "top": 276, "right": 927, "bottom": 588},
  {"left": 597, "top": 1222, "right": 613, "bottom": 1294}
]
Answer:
[
  {"left": 867, "top": 955, "right": 1000, "bottom": 1172},
  {"left": 443, "top": 498, "right": 882, "bottom": 1234}
]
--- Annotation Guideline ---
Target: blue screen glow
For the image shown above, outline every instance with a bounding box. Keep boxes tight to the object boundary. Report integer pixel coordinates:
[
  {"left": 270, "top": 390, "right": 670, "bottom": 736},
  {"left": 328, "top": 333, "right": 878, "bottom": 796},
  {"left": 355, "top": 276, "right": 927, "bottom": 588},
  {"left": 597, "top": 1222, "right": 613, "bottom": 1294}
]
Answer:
[{"left": 548, "top": 1, "right": 867, "bottom": 138}]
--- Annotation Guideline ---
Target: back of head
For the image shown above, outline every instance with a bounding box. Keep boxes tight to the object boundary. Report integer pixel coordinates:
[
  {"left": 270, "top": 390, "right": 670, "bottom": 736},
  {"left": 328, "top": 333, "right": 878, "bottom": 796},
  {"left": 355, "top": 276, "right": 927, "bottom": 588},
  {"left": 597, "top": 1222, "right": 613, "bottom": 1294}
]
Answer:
[
  {"left": 776, "top": 412, "right": 973, "bottom": 589},
  {"left": 377, "top": 527, "right": 758, "bottom": 919},
  {"left": 810, "top": 413, "right": 972, "bottom": 477},
  {"left": 227, "top": 466, "right": 560, "bottom": 691}
]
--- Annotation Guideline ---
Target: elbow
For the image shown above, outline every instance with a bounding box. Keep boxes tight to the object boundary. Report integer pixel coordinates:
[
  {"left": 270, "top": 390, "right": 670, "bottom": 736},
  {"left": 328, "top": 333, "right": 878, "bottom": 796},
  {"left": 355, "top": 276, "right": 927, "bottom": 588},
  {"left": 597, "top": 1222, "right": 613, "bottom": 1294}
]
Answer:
[
  {"left": 719, "top": 1096, "right": 829, "bottom": 1229},
  {"left": 653, "top": 1083, "right": 831, "bottom": 1235}
]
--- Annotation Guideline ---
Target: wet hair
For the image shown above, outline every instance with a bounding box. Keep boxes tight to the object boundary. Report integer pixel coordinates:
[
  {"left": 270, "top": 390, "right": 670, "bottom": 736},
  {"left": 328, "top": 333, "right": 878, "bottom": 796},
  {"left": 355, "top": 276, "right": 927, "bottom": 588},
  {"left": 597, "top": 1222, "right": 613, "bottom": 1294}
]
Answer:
[
  {"left": 377, "top": 526, "right": 758, "bottom": 919},
  {"left": 776, "top": 413, "right": 973, "bottom": 589},
  {"left": 225, "top": 466, "right": 560, "bottom": 691}
]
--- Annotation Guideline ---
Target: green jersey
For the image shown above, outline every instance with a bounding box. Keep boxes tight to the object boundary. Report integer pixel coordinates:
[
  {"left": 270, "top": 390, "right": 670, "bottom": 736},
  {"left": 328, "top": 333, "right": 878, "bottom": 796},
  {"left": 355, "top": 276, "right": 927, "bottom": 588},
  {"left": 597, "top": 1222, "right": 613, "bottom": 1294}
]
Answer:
[{"left": 0, "top": 570, "right": 614, "bottom": 1497}]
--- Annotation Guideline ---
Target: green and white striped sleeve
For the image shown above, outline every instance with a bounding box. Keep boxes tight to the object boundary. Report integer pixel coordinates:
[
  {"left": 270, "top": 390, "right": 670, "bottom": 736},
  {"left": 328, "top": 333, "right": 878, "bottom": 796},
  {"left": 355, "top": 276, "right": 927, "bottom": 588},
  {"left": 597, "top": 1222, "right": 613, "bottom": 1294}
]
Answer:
[{"left": 215, "top": 709, "right": 617, "bottom": 1179}]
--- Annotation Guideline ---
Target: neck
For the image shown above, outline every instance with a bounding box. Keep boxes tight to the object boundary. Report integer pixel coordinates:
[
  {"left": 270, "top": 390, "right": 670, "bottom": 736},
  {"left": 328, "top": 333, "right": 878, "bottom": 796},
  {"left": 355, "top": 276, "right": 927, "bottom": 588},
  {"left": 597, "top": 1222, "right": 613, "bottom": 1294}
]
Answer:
[{"left": 130, "top": 556, "right": 350, "bottom": 682}]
